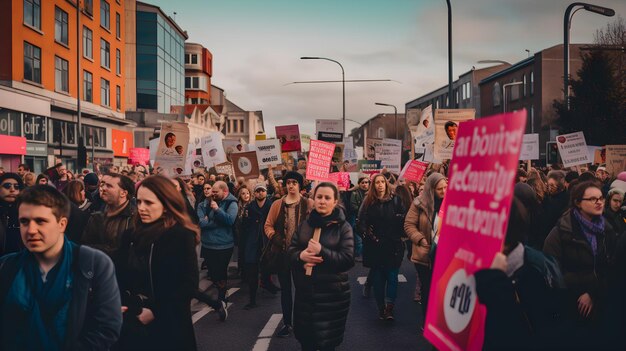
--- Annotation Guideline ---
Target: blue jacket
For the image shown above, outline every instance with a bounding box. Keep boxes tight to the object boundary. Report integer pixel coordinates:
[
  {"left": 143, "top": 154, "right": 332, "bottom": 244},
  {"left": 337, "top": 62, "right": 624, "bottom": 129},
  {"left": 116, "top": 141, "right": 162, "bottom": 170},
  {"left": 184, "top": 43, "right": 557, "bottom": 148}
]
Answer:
[
  {"left": 198, "top": 193, "right": 239, "bottom": 249},
  {"left": 240, "top": 199, "right": 273, "bottom": 264}
]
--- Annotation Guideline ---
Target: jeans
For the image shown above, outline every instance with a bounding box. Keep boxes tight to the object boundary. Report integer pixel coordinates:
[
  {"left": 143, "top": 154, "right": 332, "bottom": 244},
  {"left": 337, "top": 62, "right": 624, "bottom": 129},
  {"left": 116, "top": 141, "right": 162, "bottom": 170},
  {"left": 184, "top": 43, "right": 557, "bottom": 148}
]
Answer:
[
  {"left": 353, "top": 233, "right": 363, "bottom": 257},
  {"left": 277, "top": 269, "right": 293, "bottom": 326},
  {"left": 370, "top": 267, "right": 399, "bottom": 307},
  {"left": 415, "top": 264, "right": 433, "bottom": 322}
]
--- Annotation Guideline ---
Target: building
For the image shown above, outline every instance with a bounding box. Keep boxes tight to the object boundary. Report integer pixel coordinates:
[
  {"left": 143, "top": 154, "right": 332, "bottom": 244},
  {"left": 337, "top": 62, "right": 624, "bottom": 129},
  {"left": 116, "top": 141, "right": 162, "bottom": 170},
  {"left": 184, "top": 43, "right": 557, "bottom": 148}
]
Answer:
[
  {"left": 479, "top": 44, "right": 586, "bottom": 162},
  {"left": 185, "top": 42, "right": 212, "bottom": 105},
  {"left": 405, "top": 64, "right": 509, "bottom": 118},
  {"left": 0, "top": 0, "right": 132, "bottom": 173},
  {"left": 223, "top": 99, "right": 265, "bottom": 145}
]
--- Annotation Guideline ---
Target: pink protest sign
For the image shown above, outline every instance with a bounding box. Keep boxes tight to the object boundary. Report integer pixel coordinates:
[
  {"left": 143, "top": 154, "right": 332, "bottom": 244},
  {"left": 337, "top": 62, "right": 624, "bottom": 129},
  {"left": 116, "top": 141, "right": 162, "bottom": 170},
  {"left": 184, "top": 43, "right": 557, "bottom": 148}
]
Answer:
[
  {"left": 275, "top": 124, "right": 302, "bottom": 152},
  {"left": 306, "top": 139, "right": 336, "bottom": 181},
  {"left": 129, "top": 148, "right": 150, "bottom": 165},
  {"left": 328, "top": 172, "right": 350, "bottom": 190},
  {"left": 424, "top": 110, "right": 527, "bottom": 351},
  {"left": 399, "top": 160, "right": 429, "bottom": 183}
]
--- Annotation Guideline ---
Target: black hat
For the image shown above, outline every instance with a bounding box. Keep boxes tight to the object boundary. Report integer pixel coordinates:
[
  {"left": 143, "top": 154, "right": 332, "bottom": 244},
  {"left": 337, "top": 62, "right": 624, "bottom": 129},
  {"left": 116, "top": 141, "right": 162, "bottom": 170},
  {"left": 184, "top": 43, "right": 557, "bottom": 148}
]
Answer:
[
  {"left": 284, "top": 171, "right": 303, "bottom": 189},
  {"left": 84, "top": 172, "right": 99, "bottom": 187},
  {"left": 0, "top": 173, "right": 24, "bottom": 187}
]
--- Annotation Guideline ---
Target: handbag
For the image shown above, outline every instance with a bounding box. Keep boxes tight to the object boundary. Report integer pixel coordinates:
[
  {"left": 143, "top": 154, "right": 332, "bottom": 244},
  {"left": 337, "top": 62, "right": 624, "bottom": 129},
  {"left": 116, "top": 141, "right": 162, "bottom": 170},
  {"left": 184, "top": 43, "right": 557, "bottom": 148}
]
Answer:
[{"left": 260, "top": 233, "right": 289, "bottom": 274}]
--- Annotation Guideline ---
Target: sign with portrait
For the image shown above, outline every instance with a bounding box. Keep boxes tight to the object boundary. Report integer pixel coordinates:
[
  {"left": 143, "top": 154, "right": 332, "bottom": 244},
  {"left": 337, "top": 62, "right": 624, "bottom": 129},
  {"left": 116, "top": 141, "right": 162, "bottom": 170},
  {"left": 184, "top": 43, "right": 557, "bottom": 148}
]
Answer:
[{"left": 433, "top": 109, "right": 475, "bottom": 161}]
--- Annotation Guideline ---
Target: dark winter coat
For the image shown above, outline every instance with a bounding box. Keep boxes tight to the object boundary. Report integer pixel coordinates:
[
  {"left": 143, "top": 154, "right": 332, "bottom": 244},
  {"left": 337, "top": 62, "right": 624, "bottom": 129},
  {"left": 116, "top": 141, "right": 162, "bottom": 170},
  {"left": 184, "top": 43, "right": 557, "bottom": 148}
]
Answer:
[
  {"left": 357, "top": 195, "right": 406, "bottom": 268},
  {"left": 81, "top": 201, "right": 137, "bottom": 258},
  {"left": 115, "top": 224, "right": 198, "bottom": 351},
  {"left": 0, "top": 200, "right": 22, "bottom": 256},
  {"left": 537, "top": 190, "right": 569, "bottom": 248},
  {"left": 240, "top": 199, "right": 273, "bottom": 264},
  {"left": 288, "top": 208, "right": 354, "bottom": 350}
]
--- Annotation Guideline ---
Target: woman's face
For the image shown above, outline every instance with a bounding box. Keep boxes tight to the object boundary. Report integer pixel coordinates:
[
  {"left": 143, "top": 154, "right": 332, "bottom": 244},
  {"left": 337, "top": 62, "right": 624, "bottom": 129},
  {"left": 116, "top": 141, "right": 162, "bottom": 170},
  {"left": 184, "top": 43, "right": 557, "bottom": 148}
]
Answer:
[
  {"left": 314, "top": 186, "right": 337, "bottom": 216},
  {"left": 374, "top": 176, "right": 386, "bottom": 195},
  {"left": 38, "top": 178, "right": 48, "bottom": 185},
  {"left": 240, "top": 189, "right": 251, "bottom": 203},
  {"left": 435, "top": 179, "right": 448, "bottom": 199},
  {"left": 137, "top": 186, "right": 165, "bottom": 224},
  {"left": 203, "top": 184, "right": 212, "bottom": 197},
  {"left": 578, "top": 187, "right": 604, "bottom": 217},
  {"left": 609, "top": 193, "right": 623, "bottom": 213},
  {"left": 80, "top": 188, "right": 86, "bottom": 202}
]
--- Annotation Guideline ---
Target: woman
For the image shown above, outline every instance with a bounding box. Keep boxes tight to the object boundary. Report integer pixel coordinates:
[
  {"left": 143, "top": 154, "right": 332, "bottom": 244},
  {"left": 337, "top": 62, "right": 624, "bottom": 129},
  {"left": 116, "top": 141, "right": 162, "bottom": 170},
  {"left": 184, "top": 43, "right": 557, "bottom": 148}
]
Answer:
[
  {"left": 403, "top": 173, "right": 447, "bottom": 326},
  {"left": 235, "top": 186, "right": 252, "bottom": 273},
  {"left": 604, "top": 189, "right": 625, "bottom": 236},
  {"left": 36, "top": 173, "right": 49, "bottom": 185},
  {"left": 63, "top": 179, "right": 92, "bottom": 212},
  {"left": 115, "top": 175, "right": 200, "bottom": 351},
  {"left": 22, "top": 172, "right": 36, "bottom": 187},
  {"left": 288, "top": 182, "right": 354, "bottom": 351},
  {"left": 358, "top": 173, "right": 406, "bottom": 320},
  {"left": 543, "top": 181, "right": 617, "bottom": 347}
]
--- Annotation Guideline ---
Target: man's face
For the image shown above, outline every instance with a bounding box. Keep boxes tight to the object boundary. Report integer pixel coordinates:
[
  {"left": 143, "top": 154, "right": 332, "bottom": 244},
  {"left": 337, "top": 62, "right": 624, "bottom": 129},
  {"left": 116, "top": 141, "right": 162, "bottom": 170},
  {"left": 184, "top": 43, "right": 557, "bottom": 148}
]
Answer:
[
  {"left": 595, "top": 170, "right": 609, "bottom": 182},
  {"left": 100, "top": 175, "right": 125, "bottom": 205},
  {"left": 19, "top": 204, "right": 67, "bottom": 256},
  {"left": 165, "top": 135, "right": 176, "bottom": 148},
  {"left": 445, "top": 125, "right": 458, "bottom": 140},
  {"left": 254, "top": 188, "right": 267, "bottom": 201},
  {"left": 286, "top": 179, "right": 300, "bottom": 195},
  {"left": 17, "top": 166, "right": 26, "bottom": 176},
  {"left": 0, "top": 179, "right": 22, "bottom": 203},
  {"left": 57, "top": 165, "right": 67, "bottom": 177},
  {"left": 212, "top": 186, "right": 226, "bottom": 201},
  {"left": 547, "top": 178, "right": 559, "bottom": 195}
]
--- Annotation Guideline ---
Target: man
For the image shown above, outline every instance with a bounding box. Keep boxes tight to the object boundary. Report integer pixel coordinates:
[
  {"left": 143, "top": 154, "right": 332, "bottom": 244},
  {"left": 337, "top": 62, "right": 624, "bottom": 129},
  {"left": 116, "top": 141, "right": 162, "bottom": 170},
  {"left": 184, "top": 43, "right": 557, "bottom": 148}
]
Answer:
[
  {"left": 51, "top": 163, "right": 69, "bottom": 192},
  {"left": 0, "top": 185, "right": 122, "bottom": 349},
  {"left": 596, "top": 165, "right": 611, "bottom": 195},
  {"left": 538, "top": 170, "right": 569, "bottom": 248},
  {"left": 16, "top": 164, "right": 30, "bottom": 178},
  {"left": 351, "top": 177, "right": 370, "bottom": 262},
  {"left": 264, "top": 171, "right": 314, "bottom": 338},
  {"left": 240, "top": 183, "right": 275, "bottom": 309},
  {"left": 198, "top": 181, "right": 238, "bottom": 303},
  {"left": 0, "top": 173, "right": 24, "bottom": 256},
  {"left": 81, "top": 174, "right": 137, "bottom": 257}
]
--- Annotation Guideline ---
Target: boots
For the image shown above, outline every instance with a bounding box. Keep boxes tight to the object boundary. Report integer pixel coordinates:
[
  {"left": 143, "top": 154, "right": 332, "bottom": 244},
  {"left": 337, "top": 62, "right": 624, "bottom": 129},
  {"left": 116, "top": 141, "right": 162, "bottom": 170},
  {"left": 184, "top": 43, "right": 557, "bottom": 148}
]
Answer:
[
  {"left": 383, "top": 303, "right": 395, "bottom": 321},
  {"left": 378, "top": 305, "right": 386, "bottom": 320}
]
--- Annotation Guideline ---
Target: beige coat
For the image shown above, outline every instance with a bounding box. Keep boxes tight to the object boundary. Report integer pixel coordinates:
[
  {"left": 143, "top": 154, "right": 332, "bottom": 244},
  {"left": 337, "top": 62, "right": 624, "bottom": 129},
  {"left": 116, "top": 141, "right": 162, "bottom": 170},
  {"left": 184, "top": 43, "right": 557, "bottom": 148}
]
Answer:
[{"left": 403, "top": 199, "right": 434, "bottom": 267}]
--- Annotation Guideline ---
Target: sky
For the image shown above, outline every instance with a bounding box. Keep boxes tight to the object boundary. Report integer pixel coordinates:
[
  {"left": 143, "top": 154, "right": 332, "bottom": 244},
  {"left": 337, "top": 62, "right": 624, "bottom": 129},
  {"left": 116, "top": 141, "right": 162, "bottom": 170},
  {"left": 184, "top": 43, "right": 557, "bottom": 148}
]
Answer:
[{"left": 148, "top": 0, "right": 625, "bottom": 137}]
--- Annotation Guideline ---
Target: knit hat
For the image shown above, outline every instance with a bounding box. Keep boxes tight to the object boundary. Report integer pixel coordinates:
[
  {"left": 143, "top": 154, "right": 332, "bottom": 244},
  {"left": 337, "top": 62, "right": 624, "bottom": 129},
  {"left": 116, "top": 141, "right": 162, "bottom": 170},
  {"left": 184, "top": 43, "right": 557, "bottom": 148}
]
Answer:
[
  {"left": 84, "top": 172, "right": 99, "bottom": 187},
  {"left": 0, "top": 172, "right": 24, "bottom": 187},
  {"left": 284, "top": 171, "right": 303, "bottom": 189}
]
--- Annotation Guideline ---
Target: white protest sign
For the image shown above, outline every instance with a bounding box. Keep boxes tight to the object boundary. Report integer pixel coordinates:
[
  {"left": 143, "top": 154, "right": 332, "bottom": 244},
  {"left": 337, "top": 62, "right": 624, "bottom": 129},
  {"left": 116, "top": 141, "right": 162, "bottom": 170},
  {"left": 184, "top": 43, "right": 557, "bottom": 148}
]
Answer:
[
  {"left": 556, "top": 132, "right": 590, "bottom": 168},
  {"left": 254, "top": 139, "right": 281, "bottom": 169},
  {"left": 316, "top": 119, "right": 344, "bottom": 135},
  {"left": 201, "top": 132, "right": 227, "bottom": 168},
  {"left": 519, "top": 134, "right": 539, "bottom": 160},
  {"left": 375, "top": 138, "right": 402, "bottom": 173}
]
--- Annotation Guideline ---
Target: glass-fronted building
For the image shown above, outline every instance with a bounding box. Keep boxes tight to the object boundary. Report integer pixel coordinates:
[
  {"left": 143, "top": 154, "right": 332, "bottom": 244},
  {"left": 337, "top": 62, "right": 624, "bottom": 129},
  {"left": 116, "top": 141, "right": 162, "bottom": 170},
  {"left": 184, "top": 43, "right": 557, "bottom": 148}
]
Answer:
[{"left": 136, "top": 2, "right": 186, "bottom": 114}]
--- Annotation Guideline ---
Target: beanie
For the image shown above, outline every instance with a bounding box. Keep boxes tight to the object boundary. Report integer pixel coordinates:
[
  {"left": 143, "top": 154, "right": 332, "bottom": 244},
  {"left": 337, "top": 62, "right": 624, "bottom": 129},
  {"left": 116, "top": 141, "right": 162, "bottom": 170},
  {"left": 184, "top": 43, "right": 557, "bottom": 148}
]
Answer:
[
  {"left": 284, "top": 171, "right": 304, "bottom": 189},
  {"left": 84, "top": 172, "right": 99, "bottom": 187},
  {"left": 0, "top": 172, "right": 24, "bottom": 187}
]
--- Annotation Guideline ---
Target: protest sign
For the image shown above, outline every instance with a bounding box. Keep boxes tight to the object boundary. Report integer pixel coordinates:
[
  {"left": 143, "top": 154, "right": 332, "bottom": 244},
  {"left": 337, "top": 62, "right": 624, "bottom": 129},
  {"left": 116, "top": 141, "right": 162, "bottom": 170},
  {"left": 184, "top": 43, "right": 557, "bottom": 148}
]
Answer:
[
  {"left": 316, "top": 119, "right": 344, "bottom": 135},
  {"left": 593, "top": 147, "right": 606, "bottom": 165},
  {"left": 281, "top": 152, "right": 298, "bottom": 171},
  {"left": 328, "top": 172, "right": 351, "bottom": 190},
  {"left": 129, "top": 148, "right": 150, "bottom": 166},
  {"left": 519, "top": 133, "right": 539, "bottom": 160},
  {"left": 149, "top": 138, "right": 159, "bottom": 166},
  {"left": 398, "top": 160, "right": 429, "bottom": 183},
  {"left": 184, "top": 143, "right": 195, "bottom": 175},
  {"left": 376, "top": 138, "right": 402, "bottom": 173},
  {"left": 201, "top": 132, "right": 227, "bottom": 168},
  {"left": 254, "top": 139, "right": 282, "bottom": 169},
  {"left": 154, "top": 122, "right": 190, "bottom": 176},
  {"left": 424, "top": 110, "right": 526, "bottom": 351},
  {"left": 276, "top": 124, "right": 301, "bottom": 152},
  {"left": 358, "top": 160, "right": 382, "bottom": 174},
  {"left": 317, "top": 131, "right": 344, "bottom": 143},
  {"left": 222, "top": 139, "right": 244, "bottom": 161},
  {"left": 215, "top": 162, "right": 234, "bottom": 181},
  {"left": 332, "top": 143, "right": 345, "bottom": 165},
  {"left": 231, "top": 151, "right": 260, "bottom": 180},
  {"left": 365, "top": 138, "right": 383, "bottom": 160},
  {"left": 306, "top": 139, "right": 335, "bottom": 181},
  {"left": 434, "top": 109, "right": 475, "bottom": 161},
  {"left": 300, "top": 134, "right": 311, "bottom": 152},
  {"left": 556, "top": 131, "right": 590, "bottom": 168},
  {"left": 412, "top": 105, "right": 435, "bottom": 162},
  {"left": 606, "top": 145, "right": 626, "bottom": 177}
]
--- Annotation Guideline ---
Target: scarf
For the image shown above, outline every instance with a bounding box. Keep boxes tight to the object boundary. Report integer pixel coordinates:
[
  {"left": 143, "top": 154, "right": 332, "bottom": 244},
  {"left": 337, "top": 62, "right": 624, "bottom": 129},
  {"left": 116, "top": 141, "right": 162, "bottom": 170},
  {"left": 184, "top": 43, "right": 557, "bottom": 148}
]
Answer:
[
  {"left": 572, "top": 208, "right": 604, "bottom": 256},
  {"left": 416, "top": 172, "right": 446, "bottom": 220},
  {"left": 4, "top": 239, "right": 74, "bottom": 351},
  {"left": 132, "top": 219, "right": 168, "bottom": 254},
  {"left": 307, "top": 208, "right": 344, "bottom": 228}
]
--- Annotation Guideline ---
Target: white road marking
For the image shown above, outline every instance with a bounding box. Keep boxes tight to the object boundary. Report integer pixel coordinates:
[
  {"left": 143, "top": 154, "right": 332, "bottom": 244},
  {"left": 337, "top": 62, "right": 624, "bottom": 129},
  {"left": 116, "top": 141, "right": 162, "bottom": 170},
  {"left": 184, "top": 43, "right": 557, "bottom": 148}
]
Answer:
[
  {"left": 357, "top": 274, "right": 407, "bottom": 285},
  {"left": 251, "top": 313, "right": 283, "bottom": 351},
  {"left": 191, "top": 288, "right": 239, "bottom": 324},
  {"left": 251, "top": 338, "right": 271, "bottom": 351}
]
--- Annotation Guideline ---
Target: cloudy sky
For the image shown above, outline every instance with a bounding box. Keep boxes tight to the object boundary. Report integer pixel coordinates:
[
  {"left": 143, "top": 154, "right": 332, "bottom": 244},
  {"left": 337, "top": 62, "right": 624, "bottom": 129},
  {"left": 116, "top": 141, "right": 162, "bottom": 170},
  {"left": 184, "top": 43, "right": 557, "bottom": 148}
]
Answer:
[{"left": 149, "top": 0, "right": 625, "bottom": 137}]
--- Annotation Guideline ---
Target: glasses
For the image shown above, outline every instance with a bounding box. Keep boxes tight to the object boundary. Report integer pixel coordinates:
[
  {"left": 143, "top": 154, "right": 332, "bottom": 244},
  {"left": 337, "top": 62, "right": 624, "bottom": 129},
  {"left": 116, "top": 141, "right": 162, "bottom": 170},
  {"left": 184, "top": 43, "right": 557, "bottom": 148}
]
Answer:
[
  {"left": 581, "top": 197, "right": 605, "bottom": 204},
  {"left": 1, "top": 183, "right": 23, "bottom": 190}
]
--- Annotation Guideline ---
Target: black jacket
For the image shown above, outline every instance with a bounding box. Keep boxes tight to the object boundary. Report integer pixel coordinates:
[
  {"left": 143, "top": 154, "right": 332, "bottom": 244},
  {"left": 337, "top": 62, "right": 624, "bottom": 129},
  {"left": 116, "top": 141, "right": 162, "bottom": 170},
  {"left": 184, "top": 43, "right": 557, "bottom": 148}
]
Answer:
[
  {"left": 240, "top": 199, "right": 273, "bottom": 264},
  {"left": 288, "top": 209, "right": 354, "bottom": 350},
  {"left": 0, "top": 201, "right": 22, "bottom": 256},
  {"left": 115, "top": 224, "right": 198, "bottom": 351},
  {"left": 81, "top": 201, "right": 137, "bottom": 258},
  {"left": 66, "top": 203, "right": 91, "bottom": 243},
  {"left": 357, "top": 195, "right": 406, "bottom": 268}
]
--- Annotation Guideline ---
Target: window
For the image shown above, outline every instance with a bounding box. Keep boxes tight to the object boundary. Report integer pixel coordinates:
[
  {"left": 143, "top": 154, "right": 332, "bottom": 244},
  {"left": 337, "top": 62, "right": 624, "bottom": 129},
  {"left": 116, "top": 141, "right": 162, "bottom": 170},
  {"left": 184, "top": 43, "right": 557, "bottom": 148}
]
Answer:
[
  {"left": 192, "top": 77, "right": 199, "bottom": 88},
  {"left": 511, "top": 79, "right": 519, "bottom": 101},
  {"left": 530, "top": 71, "right": 534, "bottom": 95},
  {"left": 115, "top": 12, "right": 120, "bottom": 38},
  {"left": 185, "top": 77, "right": 191, "bottom": 88},
  {"left": 83, "top": 26, "right": 93, "bottom": 59},
  {"left": 55, "top": 56, "right": 69, "bottom": 93},
  {"left": 523, "top": 74, "right": 527, "bottom": 97},
  {"left": 49, "top": 119, "right": 76, "bottom": 145},
  {"left": 82, "top": 125, "right": 106, "bottom": 147},
  {"left": 23, "top": 0, "right": 41, "bottom": 30},
  {"left": 191, "top": 54, "right": 198, "bottom": 64},
  {"left": 55, "top": 7, "right": 69, "bottom": 45},
  {"left": 184, "top": 54, "right": 190, "bottom": 64},
  {"left": 23, "top": 42, "right": 41, "bottom": 83},
  {"left": 116, "top": 49, "right": 121, "bottom": 75},
  {"left": 83, "top": 71, "right": 93, "bottom": 102},
  {"left": 100, "top": 39, "right": 110, "bottom": 69},
  {"left": 377, "top": 127, "right": 385, "bottom": 139},
  {"left": 493, "top": 82, "right": 501, "bottom": 107},
  {"left": 83, "top": 0, "right": 93, "bottom": 15},
  {"left": 101, "top": 78, "right": 110, "bottom": 106},
  {"left": 100, "top": 1, "right": 110, "bottom": 29},
  {"left": 116, "top": 85, "right": 121, "bottom": 110},
  {"left": 466, "top": 82, "right": 471, "bottom": 100}
]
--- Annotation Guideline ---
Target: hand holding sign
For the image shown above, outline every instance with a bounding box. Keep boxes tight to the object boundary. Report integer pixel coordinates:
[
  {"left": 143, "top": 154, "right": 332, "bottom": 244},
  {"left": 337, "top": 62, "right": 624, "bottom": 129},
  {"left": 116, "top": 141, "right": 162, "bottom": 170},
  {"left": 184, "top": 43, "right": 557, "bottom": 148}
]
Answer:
[{"left": 305, "top": 228, "right": 322, "bottom": 276}]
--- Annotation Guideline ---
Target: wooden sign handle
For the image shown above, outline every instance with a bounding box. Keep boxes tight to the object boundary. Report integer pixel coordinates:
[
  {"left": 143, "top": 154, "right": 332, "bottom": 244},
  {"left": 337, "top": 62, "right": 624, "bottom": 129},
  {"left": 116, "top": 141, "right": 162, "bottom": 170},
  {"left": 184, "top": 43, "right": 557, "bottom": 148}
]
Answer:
[{"left": 305, "top": 228, "right": 322, "bottom": 276}]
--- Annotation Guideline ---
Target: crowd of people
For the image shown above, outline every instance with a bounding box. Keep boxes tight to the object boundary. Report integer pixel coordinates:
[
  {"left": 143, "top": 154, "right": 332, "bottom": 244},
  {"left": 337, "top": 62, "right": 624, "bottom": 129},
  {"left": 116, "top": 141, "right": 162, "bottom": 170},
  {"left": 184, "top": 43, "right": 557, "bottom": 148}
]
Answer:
[{"left": 0, "top": 159, "right": 625, "bottom": 350}]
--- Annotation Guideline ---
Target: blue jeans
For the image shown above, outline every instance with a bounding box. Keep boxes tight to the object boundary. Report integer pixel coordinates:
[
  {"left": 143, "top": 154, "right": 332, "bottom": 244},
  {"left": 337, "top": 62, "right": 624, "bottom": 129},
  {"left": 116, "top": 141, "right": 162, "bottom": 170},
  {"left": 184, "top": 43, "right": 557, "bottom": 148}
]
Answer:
[
  {"left": 370, "top": 267, "right": 399, "bottom": 307},
  {"left": 349, "top": 216, "right": 363, "bottom": 257}
]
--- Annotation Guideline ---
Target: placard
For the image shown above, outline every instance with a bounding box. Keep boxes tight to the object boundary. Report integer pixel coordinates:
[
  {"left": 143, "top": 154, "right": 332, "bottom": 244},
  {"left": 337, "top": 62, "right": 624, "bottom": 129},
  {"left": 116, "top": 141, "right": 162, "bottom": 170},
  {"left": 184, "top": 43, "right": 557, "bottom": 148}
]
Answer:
[
  {"left": 129, "top": 148, "right": 150, "bottom": 166},
  {"left": 375, "top": 138, "right": 402, "bottom": 173},
  {"left": 398, "top": 160, "right": 429, "bottom": 183},
  {"left": 201, "top": 132, "right": 227, "bottom": 168},
  {"left": 328, "top": 172, "right": 351, "bottom": 190},
  {"left": 519, "top": 133, "right": 539, "bottom": 160},
  {"left": 606, "top": 145, "right": 626, "bottom": 177},
  {"left": 300, "top": 134, "right": 311, "bottom": 152},
  {"left": 434, "top": 109, "right": 475, "bottom": 160},
  {"left": 332, "top": 143, "right": 345, "bottom": 165},
  {"left": 316, "top": 119, "right": 344, "bottom": 135},
  {"left": 184, "top": 143, "right": 195, "bottom": 175},
  {"left": 317, "top": 131, "right": 344, "bottom": 143},
  {"left": 412, "top": 105, "right": 435, "bottom": 162},
  {"left": 276, "top": 124, "right": 301, "bottom": 152},
  {"left": 306, "top": 139, "right": 336, "bottom": 181},
  {"left": 556, "top": 131, "right": 590, "bottom": 168},
  {"left": 365, "top": 138, "right": 383, "bottom": 160},
  {"left": 231, "top": 151, "right": 260, "bottom": 180},
  {"left": 424, "top": 110, "right": 526, "bottom": 351},
  {"left": 215, "top": 162, "right": 234, "bottom": 181},
  {"left": 154, "top": 122, "right": 190, "bottom": 176},
  {"left": 358, "top": 160, "right": 382, "bottom": 174},
  {"left": 254, "top": 139, "right": 282, "bottom": 169},
  {"left": 223, "top": 139, "right": 245, "bottom": 160}
]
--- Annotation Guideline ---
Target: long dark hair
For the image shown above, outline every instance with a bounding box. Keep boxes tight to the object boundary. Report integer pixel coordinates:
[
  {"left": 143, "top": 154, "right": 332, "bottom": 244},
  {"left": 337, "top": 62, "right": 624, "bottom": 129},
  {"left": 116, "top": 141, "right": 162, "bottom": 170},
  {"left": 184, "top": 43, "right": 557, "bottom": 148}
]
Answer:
[
  {"left": 137, "top": 175, "right": 200, "bottom": 244},
  {"left": 362, "top": 174, "right": 392, "bottom": 209}
]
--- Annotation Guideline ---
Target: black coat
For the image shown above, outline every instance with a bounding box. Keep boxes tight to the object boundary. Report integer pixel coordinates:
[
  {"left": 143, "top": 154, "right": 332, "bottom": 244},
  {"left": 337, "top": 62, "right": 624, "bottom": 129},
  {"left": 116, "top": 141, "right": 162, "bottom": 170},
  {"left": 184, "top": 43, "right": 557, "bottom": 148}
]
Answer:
[
  {"left": 288, "top": 209, "right": 354, "bottom": 350},
  {"left": 115, "top": 224, "right": 199, "bottom": 351},
  {"left": 357, "top": 195, "right": 406, "bottom": 268},
  {"left": 240, "top": 199, "right": 272, "bottom": 264},
  {"left": 0, "top": 201, "right": 22, "bottom": 256}
]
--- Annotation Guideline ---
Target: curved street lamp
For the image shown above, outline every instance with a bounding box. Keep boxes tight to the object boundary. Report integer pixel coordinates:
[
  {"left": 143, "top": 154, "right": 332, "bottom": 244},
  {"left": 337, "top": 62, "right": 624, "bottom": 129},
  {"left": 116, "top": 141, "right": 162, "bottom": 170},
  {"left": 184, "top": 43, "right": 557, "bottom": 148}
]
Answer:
[
  {"left": 300, "top": 57, "right": 345, "bottom": 133},
  {"left": 374, "top": 102, "right": 398, "bottom": 139}
]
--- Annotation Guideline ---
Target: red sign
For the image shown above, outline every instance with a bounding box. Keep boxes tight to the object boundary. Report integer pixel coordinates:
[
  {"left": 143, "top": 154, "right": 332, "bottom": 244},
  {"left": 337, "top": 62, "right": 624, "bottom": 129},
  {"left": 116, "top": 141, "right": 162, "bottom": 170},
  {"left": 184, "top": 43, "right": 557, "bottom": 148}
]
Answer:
[
  {"left": 128, "top": 148, "right": 150, "bottom": 165},
  {"left": 111, "top": 129, "right": 133, "bottom": 157},
  {"left": 328, "top": 172, "right": 350, "bottom": 190},
  {"left": 424, "top": 110, "right": 527, "bottom": 351},
  {"left": 0, "top": 135, "right": 27, "bottom": 155},
  {"left": 305, "top": 139, "right": 335, "bottom": 181},
  {"left": 275, "top": 124, "right": 301, "bottom": 152},
  {"left": 399, "top": 160, "right": 429, "bottom": 183}
]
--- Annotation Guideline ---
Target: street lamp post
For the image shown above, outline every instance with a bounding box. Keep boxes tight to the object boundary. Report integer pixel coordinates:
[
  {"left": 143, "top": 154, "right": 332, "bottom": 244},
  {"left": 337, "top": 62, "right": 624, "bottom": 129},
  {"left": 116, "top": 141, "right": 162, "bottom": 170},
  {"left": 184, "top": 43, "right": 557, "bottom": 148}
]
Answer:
[
  {"left": 300, "top": 57, "right": 345, "bottom": 134},
  {"left": 564, "top": 2, "right": 614, "bottom": 110},
  {"left": 374, "top": 102, "right": 398, "bottom": 139},
  {"left": 502, "top": 81, "right": 524, "bottom": 113},
  {"left": 446, "top": 0, "right": 453, "bottom": 108}
]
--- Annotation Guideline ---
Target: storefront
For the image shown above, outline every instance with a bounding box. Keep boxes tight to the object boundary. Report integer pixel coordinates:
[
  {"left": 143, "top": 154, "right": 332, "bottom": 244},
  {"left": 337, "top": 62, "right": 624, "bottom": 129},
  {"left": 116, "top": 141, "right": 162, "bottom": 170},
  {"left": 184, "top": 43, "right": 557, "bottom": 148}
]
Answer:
[{"left": 0, "top": 135, "right": 27, "bottom": 172}]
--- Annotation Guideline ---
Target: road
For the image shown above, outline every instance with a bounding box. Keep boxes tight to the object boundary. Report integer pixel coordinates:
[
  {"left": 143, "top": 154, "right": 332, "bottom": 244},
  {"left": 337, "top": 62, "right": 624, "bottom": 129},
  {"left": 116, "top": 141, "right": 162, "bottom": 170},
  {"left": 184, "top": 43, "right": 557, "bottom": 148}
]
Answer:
[{"left": 192, "top": 252, "right": 433, "bottom": 351}]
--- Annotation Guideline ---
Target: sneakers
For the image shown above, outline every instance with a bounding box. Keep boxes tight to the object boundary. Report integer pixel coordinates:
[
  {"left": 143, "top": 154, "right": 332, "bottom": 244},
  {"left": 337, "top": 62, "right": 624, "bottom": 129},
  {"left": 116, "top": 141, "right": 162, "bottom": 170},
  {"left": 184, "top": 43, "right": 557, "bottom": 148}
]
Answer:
[
  {"left": 275, "top": 325, "right": 292, "bottom": 338},
  {"left": 362, "top": 283, "right": 371, "bottom": 299},
  {"left": 383, "top": 303, "right": 395, "bottom": 321},
  {"left": 217, "top": 300, "right": 228, "bottom": 322},
  {"left": 243, "top": 302, "right": 258, "bottom": 310}
]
